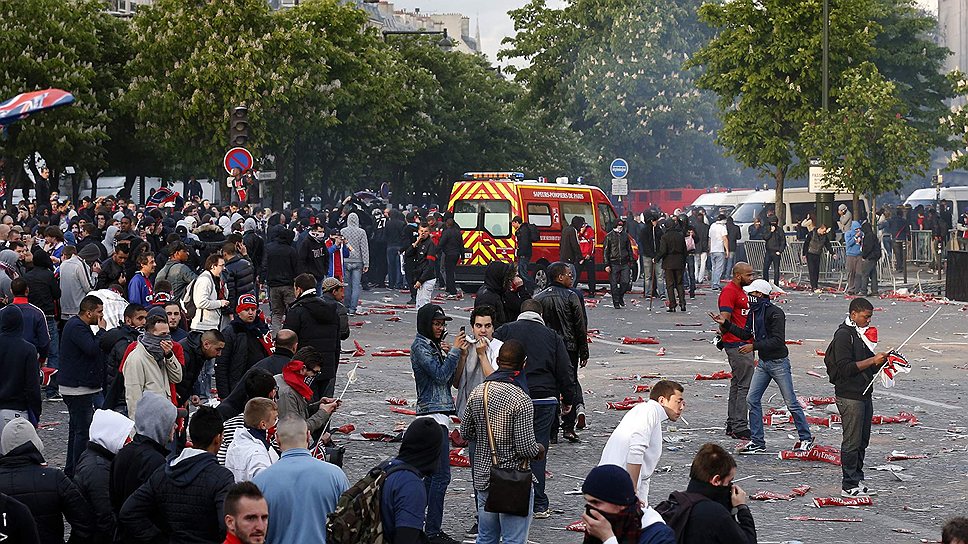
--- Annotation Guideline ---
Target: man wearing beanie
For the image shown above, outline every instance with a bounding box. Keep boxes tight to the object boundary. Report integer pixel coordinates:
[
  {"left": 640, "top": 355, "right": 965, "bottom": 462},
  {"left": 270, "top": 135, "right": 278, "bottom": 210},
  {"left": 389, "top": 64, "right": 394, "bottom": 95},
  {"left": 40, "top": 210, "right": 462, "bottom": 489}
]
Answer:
[
  {"left": 581, "top": 464, "right": 674, "bottom": 544},
  {"left": 0, "top": 418, "right": 95, "bottom": 543},
  {"left": 381, "top": 417, "right": 445, "bottom": 544},
  {"left": 216, "top": 294, "right": 273, "bottom": 399},
  {"left": 122, "top": 313, "right": 183, "bottom": 421},
  {"left": 74, "top": 409, "right": 136, "bottom": 542}
]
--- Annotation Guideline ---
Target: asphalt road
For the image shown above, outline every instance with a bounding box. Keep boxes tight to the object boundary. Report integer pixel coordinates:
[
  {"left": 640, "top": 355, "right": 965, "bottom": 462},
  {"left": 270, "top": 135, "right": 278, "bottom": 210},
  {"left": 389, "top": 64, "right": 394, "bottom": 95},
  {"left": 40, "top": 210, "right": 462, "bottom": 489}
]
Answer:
[{"left": 37, "top": 282, "right": 968, "bottom": 543}]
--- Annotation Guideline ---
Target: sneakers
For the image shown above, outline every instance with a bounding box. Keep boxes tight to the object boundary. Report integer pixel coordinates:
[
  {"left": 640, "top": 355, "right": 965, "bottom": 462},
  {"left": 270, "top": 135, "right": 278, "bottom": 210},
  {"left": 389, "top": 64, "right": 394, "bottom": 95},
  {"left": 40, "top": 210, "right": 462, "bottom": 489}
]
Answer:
[
  {"left": 859, "top": 481, "right": 877, "bottom": 496},
  {"left": 428, "top": 532, "right": 461, "bottom": 544},
  {"left": 44, "top": 392, "right": 63, "bottom": 402},
  {"left": 729, "top": 430, "right": 752, "bottom": 440},
  {"left": 841, "top": 486, "right": 871, "bottom": 498},
  {"left": 793, "top": 439, "right": 814, "bottom": 451},
  {"left": 465, "top": 523, "right": 478, "bottom": 538},
  {"left": 736, "top": 441, "right": 766, "bottom": 454},
  {"left": 576, "top": 411, "right": 587, "bottom": 430},
  {"left": 533, "top": 509, "right": 552, "bottom": 519}
]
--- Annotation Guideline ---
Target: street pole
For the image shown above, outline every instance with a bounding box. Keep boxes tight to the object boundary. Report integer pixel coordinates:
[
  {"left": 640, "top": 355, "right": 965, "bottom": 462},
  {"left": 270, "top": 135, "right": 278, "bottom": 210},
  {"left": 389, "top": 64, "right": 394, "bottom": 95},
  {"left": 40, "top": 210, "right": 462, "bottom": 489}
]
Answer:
[{"left": 816, "top": 0, "right": 834, "bottom": 231}]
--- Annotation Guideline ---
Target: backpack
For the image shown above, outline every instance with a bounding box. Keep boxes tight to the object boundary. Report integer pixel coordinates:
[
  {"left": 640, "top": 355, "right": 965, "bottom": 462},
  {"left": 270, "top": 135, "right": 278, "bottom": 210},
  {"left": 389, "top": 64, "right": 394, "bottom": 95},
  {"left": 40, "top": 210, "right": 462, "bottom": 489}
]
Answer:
[
  {"left": 181, "top": 276, "right": 200, "bottom": 321},
  {"left": 653, "top": 491, "right": 709, "bottom": 542},
  {"left": 326, "top": 459, "right": 419, "bottom": 544}
]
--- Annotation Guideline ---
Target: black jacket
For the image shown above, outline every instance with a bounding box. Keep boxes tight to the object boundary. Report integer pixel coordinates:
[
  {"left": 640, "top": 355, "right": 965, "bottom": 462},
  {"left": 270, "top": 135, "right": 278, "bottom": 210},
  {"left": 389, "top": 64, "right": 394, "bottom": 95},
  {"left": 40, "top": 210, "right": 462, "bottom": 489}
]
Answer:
[
  {"left": 384, "top": 215, "right": 406, "bottom": 248},
  {"left": 679, "top": 478, "right": 756, "bottom": 544},
  {"left": 533, "top": 282, "right": 588, "bottom": 359},
  {"left": 437, "top": 225, "right": 463, "bottom": 258},
  {"left": 860, "top": 221, "right": 882, "bottom": 261},
  {"left": 223, "top": 255, "right": 256, "bottom": 306},
  {"left": 216, "top": 347, "right": 294, "bottom": 420},
  {"left": 284, "top": 292, "right": 341, "bottom": 380},
  {"left": 718, "top": 302, "right": 788, "bottom": 361},
  {"left": 0, "top": 306, "right": 41, "bottom": 420},
  {"left": 689, "top": 215, "right": 710, "bottom": 253},
  {"left": 264, "top": 226, "right": 298, "bottom": 288},
  {"left": 558, "top": 225, "right": 581, "bottom": 264},
  {"left": 24, "top": 263, "right": 59, "bottom": 316},
  {"left": 515, "top": 222, "right": 537, "bottom": 258},
  {"left": 119, "top": 451, "right": 234, "bottom": 544},
  {"left": 656, "top": 227, "right": 687, "bottom": 271},
  {"left": 242, "top": 231, "right": 265, "bottom": 281},
  {"left": 802, "top": 229, "right": 834, "bottom": 256},
  {"left": 825, "top": 322, "right": 877, "bottom": 400},
  {"left": 96, "top": 257, "right": 126, "bottom": 290},
  {"left": 726, "top": 220, "right": 741, "bottom": 253},
  {"left": 763, "top": 224, "right": 786, "bottom": 253},
  {"left": 474, "top": 262, "right": 529, "bottom": 328},
  {"left": 0, "top": 443, "right": 95, "bottom": 544},
  {"left": 493, "top": 317, "right": 575, "bottom": 404},
  {"left": 100, "top": 324, "right": 139, "bottom": 409},
  {"left": 215, "top": 318, "right": 271, "bottom": 399},
  {"left": 297, "top": 235, "right": 328, "bottom": 280},
  {"left": 177, "top": 331, "right": 211, "bottom": 405},
  {"left": 403, "top": 237, "right": 437, "bottom": 283},
  {"left": 637, "top": 222, "right": 662, "bottom": 259},
  {"left": 603, "top": 229, "right": 633, "bottom": 266},
  {"left": 0, "top": 491, "right": 40, "bottom": 544},
  {"left": 73, "top": 441, "right": 118, "bottom": 542},
  {"left": 110, "top": 434, "right": 170, "bottom": 522}
]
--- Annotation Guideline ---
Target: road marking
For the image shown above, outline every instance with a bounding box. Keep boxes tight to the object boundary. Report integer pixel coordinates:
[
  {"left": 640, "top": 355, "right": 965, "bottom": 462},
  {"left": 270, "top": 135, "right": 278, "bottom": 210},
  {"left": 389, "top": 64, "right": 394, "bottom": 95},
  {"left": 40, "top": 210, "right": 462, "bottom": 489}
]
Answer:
[
  {"left": 593, "top": 338, "right": 727, "bottom": 365},
  {"left": 877, "top": 391, "right": 963, "bottom": 410}
]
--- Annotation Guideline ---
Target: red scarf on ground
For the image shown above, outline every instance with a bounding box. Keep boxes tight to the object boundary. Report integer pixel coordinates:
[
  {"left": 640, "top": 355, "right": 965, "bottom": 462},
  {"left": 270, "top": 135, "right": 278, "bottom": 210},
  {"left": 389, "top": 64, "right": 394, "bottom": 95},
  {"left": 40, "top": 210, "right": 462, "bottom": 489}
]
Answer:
[{"left": 283, "top": 359, "right": 313, "bottom": 401}]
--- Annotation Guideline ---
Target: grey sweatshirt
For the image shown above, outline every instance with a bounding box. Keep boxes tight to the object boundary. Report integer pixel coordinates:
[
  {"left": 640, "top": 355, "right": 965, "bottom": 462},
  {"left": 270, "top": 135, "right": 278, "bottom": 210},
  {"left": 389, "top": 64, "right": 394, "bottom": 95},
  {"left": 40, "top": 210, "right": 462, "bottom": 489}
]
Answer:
[{"left": 340, "top": 212, "right": 369, "bottom": 266}]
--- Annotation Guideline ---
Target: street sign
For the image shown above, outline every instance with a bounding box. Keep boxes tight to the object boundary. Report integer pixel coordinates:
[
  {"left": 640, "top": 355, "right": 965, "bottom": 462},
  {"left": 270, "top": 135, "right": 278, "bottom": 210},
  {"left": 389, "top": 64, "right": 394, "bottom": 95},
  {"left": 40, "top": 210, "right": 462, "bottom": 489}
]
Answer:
[
  {"left": 256, "top": 170, "right": 276, "bottom": 181},
  {"left": 610, "top": 158, "right": 629, "bottom": 179},
  {"left": 611, "top": 178, "right": 629, "bottom": 196},
  {"left": 223, "top": 147, "right": 253, "bottom": 174}
]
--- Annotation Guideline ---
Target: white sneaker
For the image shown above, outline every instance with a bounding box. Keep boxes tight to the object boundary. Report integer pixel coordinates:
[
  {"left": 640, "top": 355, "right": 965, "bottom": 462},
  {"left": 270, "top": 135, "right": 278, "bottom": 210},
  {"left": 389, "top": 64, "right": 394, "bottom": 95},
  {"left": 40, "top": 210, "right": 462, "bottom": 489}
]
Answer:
[
  {"left": 793, "top": 439, "right": 813, "bottom": 451},
  {"left": 841, "top": 486, "right": 870, "bottom": 498},
  {"left": 859, "top": 482, "right": 877, "bottom": 496}
]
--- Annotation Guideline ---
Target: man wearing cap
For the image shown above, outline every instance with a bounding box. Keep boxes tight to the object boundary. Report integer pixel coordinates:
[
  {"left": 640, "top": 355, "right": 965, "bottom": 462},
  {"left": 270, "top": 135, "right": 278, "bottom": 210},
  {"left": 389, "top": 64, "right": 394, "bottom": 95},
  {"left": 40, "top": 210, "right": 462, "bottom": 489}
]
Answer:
[
  {"left": 216, "top": 294, "right": 273, "bottom": 399},
  {"left": 711, "top": 279, "right": 813, "bottom": 454},
  {"left": 837, "top": 204, "right": 852, "bottom": 242},
  {"left": 580, "top": 465, "right": 675, "bottom": 544},
  {"left": 411, "top": 303, "right": 468, "bottom": 544},
  {"left": 285, "top": 273, "right": 341, "bottom": 398},
  {"left": 603, "top": 219, "right": 634, "bottom": 309},
  {"left": 320, "top": 276, "right": 350, "bottom": 346}
]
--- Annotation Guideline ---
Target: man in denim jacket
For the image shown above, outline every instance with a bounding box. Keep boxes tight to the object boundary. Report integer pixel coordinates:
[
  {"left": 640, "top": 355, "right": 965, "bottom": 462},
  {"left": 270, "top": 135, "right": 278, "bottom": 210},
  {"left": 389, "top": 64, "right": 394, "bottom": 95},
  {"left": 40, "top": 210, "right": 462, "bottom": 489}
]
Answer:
[{"left": 410, "top": 303, "right": 468, "bottom": 544}]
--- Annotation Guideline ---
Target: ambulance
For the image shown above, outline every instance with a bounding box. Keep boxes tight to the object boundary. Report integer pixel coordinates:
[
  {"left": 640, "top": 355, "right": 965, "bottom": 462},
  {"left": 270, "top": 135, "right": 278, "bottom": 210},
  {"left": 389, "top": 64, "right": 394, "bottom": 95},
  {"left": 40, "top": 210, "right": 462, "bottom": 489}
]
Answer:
[{"left": 447, "top": 172, "right": 639, "bottom": 290}]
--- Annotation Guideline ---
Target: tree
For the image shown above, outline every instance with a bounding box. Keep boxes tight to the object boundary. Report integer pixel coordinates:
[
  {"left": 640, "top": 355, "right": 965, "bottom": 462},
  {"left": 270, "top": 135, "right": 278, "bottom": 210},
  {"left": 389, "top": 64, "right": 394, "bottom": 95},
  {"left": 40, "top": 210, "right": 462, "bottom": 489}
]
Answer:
[
  {"left": 802, "top": 62, "right": 929, "bottom": 213},
  {"left": 0, "top": 0, "right": 111, "bottom": 205},
  {"left": 501, "top": 0, "right": 746, "bottom": 189}
]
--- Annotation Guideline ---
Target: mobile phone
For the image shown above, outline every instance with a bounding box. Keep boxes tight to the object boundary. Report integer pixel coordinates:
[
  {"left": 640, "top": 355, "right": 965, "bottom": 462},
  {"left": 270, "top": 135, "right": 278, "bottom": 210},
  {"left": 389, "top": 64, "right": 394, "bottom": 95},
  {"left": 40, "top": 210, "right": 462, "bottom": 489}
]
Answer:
[{"left": 459, "top": 326, "right": 466, "bottom": 335}]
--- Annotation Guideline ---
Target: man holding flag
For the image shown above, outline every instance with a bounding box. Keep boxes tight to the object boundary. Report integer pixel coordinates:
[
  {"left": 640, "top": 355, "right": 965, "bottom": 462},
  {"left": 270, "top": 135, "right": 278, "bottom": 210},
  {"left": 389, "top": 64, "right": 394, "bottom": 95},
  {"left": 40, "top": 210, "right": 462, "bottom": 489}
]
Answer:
[{"left": 823, "top": 297, "right": 888, "bottom": 498}]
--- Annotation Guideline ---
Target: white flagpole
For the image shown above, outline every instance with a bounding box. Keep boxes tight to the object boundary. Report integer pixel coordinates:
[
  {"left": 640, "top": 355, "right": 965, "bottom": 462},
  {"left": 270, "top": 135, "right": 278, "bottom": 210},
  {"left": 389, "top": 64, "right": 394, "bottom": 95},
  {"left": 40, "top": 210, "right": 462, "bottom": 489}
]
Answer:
[
  {"left": 862, "top": 306, "right": 942, "bottom": 395},
  {"left": 337, "top": 363, "right": 359, "bottom": 401}
]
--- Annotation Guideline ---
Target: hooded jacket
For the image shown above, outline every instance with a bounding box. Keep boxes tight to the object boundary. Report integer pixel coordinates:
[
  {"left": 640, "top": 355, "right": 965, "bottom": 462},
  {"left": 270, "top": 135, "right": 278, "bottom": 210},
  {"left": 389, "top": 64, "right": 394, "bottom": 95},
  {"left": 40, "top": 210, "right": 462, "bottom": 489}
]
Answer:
[
  {"left": 493, "top": 311, "right": 576, "bottom": 404},
  {"left": 673, "top": 478, "right": 756, "bottom": 544},
  {"left": 58, "top": 254, "right": 95, "bottom": 317},
  {"left": 0, "top": 425, "right": 95, "bottom": 544},
  {"left": 656, "top": 223, "right": 686, "bottom": 271},
  {"left": 474, "top": 261, "right": 529, "bottom": 328},
  {"left": 224, "top": 427, "right": 279, "bottom": 482},
  {"left": 265, "top": 226, "right": 298, "bottom": 288},
  {"left": 763, "top": 222, "right": 787, "bottom": 253},
  {"left": 215, "top": 318, "right": 272, "bottom": 399},
  {"left": 0, "top": 249, "right": 21, "bottom": 302},
  {"left": 297, "top": 231, "right": 329, "bottom": 279},
  {"left": 717, "top": 299, "right": 789, "bottom": 361},
  {"left": 110, "top": 392, "right": 178, "bottom": 525},
  {"left": 156, "top": 257, "right": 197, "bottom": 301},
  {"left": 534, "top": 279, "right": 589, "bottom": 359},
  {"left": 100, "top": 323, "right": 139, "bottom": 409},
  {"left": 559, "top": 218, "right": 582, "bottom": 264},
  {"left": 825, "top": 321, "right": 878, "bottom": 400},
  {"left": 860, "top": 220, "right": 882, "bottom": 261},
  {"left": 11, "top": 296, "right": 49, "bottom": 361},
  {"left": 411, "top": 304, "right": 462, "bottom": 415},
  {"left": 74, "top": 410, "right": 135, "bottom": 542},
  {"left": 177, "top": 330, "right": 213, "bottom": 406},
  {"left": 24, "top": 251, "right": 59, "bottom": 316},
  {"left": 380, "top": 419, "right": 442, "bottom": 544},
  {"left": 283, "top": 290, "right": 341, "bottom": 380},
  {"left": 216, "top": 348, "right": 294, "bottom": 420},
  {"left": 189, "top": 270, "right": 228, "bottom": 332},
  {"left": 340, "top": 212, "right": 369, "bottom": 265},
  {"left": 119, "top": 447, "right": 234, "bottom": 544},
  {"left": 0, "top": 492, "right": 40, "bottom": 544},
  {"left": 844, "top": 220, "right": 863, "bottom": 257},
  {"left": 0, "top": 306, "right": 41, "bottom": 420},
  {"left": 223, "top": 254, "right": 257, "bottom": 305}
]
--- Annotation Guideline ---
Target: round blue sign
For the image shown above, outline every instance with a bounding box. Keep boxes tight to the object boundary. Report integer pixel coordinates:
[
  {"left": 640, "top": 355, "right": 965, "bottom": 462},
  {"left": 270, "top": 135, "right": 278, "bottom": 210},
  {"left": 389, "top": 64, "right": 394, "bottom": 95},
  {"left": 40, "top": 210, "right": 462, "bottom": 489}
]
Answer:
[{"left": 610, "top": 158, "right": 629, "bottom": 179}]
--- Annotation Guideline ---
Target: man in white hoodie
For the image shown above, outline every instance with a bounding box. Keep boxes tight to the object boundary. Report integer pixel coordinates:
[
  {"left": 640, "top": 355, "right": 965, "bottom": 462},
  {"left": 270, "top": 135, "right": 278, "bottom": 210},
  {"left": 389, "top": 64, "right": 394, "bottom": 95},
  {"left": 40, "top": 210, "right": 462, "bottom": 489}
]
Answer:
[
  {"left": 224, "top": 397, "right": 279, "bottom": 482},
  {"left": 598, "top": 380, "right": 685, "bottom": 506},
  {"left": 74, "top": 409, "right": 136, "bottom": 541},
  {"left": 708, "top": 214, "right": 730, "bottom": 290}
]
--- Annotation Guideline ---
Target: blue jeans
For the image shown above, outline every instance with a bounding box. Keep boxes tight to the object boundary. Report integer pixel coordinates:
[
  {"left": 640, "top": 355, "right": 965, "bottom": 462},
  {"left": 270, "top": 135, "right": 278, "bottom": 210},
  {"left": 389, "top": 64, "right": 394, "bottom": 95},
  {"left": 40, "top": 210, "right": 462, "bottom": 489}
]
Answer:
[
  {"left": 423, "top": 423, "right": 451, "bottom": 536},
  {"left": 517, "top": 256, "right": 533, "bottom": 289},
  {"left": 386, "top": 246, "right": 403, "bottom": 288},
  {"left": 725, "top": 253, "right": 736, "bottom": 282},
  {"left": 531, "top": 401, "right": 557, "bottom": 512},
  {"left": 476, "top": 488, "right": 534, "bottom": 544},
  {"left": 684, "top": 255, "right": 696, "bottom": 295},
  {"left": 63, "top": 393, "right": 96, "bottom": 478},
  {"left": 747, "top": 357, "right": 812, "bottom": 447},
  {"left": 194, "top": 359, "right": 214, "bottom": 400},
  {"left": 709, "top": 252, "right": 726, "bottom": 289},
  {"left": 344, "top": 262, "right": 363, "bottom": 313},
  {"left": 45, "top": 317, "right": 60, "bottom": 396}
]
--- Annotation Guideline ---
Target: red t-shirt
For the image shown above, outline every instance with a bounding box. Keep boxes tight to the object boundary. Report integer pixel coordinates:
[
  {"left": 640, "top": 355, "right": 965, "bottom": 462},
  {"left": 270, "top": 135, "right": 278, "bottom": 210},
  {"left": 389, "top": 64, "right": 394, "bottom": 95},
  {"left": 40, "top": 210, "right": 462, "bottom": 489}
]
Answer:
[{"left": 718, "top": 281, "right": 751, "bottom": 344}]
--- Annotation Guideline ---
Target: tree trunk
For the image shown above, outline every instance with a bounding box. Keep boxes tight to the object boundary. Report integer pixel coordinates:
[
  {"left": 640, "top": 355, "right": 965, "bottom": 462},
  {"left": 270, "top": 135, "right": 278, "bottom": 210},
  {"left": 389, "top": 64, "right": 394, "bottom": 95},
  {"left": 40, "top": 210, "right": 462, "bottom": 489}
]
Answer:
[
  {"left": 71, "top": 172, "right": 81, "bottom": 203},
  {"left": 853, "top": 191, "right": 860, "bottom": 221},
  {"left": 271, "top": 152, "right": 285, "bottom": 212},
  {"left": 121, "top": 172, "right": 138, "bottom": 199},
  {"left": 88, "top": 170, "right": 100, "bottom": 200},
  {"left": 773, "top": 167, "right": 786, "bottom": 224}
]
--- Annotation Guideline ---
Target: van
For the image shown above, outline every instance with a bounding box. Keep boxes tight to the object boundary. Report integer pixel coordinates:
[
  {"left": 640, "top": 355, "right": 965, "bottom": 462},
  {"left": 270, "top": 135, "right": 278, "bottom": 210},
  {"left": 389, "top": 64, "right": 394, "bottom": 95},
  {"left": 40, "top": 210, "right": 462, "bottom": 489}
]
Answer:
[
  {"left": 731, "top": 188, "right": 869, "bottom": 242},
  {"left": 688, "top": 190, "right": 755, "bottom": 217},
  {"left": 447, "top": 172, "right": 639, "bottom": 290},
  {"left": 904, "top": 187, "right": 968, "bottom": 229}
]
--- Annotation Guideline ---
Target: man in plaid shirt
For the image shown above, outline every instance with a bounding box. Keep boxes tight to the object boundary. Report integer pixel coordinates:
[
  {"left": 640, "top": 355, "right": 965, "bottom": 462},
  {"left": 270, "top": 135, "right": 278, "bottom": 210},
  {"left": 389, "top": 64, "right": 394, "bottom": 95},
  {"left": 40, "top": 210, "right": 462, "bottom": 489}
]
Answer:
[{"left": 460, "top": 339, "right": 545, "bottom": 544}]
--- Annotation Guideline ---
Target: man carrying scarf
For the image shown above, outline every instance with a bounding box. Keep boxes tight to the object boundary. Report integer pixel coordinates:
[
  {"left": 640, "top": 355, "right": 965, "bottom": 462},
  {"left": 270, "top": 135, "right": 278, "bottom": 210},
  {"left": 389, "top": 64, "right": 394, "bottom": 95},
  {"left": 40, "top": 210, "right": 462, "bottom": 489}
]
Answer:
[{"left": 824, "top": 297, "right": 888, "bottom": 498}]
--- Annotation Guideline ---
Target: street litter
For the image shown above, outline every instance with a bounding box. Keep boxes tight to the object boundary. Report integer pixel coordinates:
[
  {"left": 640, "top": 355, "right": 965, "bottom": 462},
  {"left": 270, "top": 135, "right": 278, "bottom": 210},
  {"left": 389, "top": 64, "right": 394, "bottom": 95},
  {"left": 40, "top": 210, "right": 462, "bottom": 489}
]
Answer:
[
  {"left": 449, "top": 448, "right": 471, "bottom": 467},
  {"left": 887, "top": 450, "right": 928, "bottom": 461},
  {"left": 607, "top": 396, "right": 648, "bottom": 410},
  {"left": 813, "top": 496, "right": 873, "bottom": 507},
  {"left": 786, "top": 516, "right": 862, "bottom": 522},
  {"left": 622, "top": 336, "right": 660, "bottom": 344},
  {"left": 696, "top": 370, "right": 732, "bottom": 380},
  {"left": 778, "top": 445, "right": 841, "bottom": 466},
  {"left": 386, "top": 397, "right": 409, "bottom": 405}
]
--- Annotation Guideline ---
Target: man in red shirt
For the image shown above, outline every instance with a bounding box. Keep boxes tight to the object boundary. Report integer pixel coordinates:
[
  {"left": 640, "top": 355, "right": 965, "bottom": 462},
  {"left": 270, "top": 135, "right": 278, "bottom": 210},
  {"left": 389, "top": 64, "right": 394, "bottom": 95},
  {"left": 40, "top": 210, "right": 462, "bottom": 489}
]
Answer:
[{"left": 715, "top": 262, "right": 756, "bottom": 440}]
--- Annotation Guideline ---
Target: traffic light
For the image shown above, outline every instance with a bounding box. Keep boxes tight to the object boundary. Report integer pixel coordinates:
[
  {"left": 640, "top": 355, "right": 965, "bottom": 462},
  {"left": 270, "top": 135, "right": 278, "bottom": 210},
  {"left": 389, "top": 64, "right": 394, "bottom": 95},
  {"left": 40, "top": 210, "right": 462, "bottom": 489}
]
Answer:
[{"left": 229, "top": 106, "right": 249, "bottom": 147}]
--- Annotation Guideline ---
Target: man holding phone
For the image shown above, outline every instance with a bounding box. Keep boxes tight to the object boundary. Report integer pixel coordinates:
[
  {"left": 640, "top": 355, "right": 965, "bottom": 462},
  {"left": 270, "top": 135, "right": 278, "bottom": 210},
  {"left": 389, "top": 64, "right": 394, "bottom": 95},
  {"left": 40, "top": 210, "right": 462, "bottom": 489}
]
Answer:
[{"left": 405, "top": 222, "right": 438, "bottom": 308}]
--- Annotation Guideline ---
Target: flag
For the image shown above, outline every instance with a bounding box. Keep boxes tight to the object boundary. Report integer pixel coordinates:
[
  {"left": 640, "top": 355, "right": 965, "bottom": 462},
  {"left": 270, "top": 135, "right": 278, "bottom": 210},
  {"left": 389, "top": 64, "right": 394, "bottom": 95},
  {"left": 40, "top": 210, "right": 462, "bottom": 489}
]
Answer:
[
  {"left": 145, "top": 186, "right": 183, "bottom": 210},
  {"left": 879, "top": 351, "right": 911, "bottom": 388}
]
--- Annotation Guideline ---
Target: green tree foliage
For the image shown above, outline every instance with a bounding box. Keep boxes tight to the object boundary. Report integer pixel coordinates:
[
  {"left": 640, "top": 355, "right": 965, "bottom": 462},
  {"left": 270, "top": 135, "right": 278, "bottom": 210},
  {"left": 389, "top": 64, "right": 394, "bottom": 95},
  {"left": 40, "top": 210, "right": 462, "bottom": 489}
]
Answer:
[
  {"left": 0, "top": 0, "right": 112, "bottom": 198},
  {"left": 802, "top": 62, "right": 929, "bottom": 207},
  {"left": 501, "top": 0, "right": 743, "bottom": 188}
]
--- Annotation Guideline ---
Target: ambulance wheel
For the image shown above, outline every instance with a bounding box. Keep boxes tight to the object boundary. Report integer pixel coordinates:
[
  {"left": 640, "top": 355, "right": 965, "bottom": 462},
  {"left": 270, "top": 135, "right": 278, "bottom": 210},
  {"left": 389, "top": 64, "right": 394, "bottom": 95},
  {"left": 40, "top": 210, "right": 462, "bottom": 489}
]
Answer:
[{"left": 533, "top": 265, "right": 549, "bottom": 290}]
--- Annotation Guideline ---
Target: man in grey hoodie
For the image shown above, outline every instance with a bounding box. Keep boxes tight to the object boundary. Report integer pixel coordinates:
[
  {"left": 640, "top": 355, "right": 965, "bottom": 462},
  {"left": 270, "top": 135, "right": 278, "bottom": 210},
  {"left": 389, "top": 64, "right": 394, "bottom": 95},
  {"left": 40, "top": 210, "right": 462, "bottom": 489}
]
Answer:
[
  {"left": 0, "top": 249, "right": 21, "bottom": 303},
  {"left": 340, "top": 212, "right": 369, "bottom": 315}
]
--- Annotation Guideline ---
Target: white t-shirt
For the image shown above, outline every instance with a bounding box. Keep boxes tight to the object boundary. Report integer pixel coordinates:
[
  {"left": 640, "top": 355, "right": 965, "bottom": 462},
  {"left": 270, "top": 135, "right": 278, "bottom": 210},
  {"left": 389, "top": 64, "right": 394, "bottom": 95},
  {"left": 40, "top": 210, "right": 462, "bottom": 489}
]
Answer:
[
  {"left": 598, "top": 399, "right": 668, "bottom": 505},
  {"left": 708, "top": 221, "right": 728, "bottom": 253}
]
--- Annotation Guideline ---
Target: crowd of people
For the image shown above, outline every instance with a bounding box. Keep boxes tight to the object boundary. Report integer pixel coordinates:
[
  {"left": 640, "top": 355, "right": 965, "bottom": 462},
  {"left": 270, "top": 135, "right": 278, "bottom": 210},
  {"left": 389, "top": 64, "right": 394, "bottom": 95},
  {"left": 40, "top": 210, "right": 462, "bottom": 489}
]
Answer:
[{"left": 0, "top": 188, "right": 964, "bottom": 544}]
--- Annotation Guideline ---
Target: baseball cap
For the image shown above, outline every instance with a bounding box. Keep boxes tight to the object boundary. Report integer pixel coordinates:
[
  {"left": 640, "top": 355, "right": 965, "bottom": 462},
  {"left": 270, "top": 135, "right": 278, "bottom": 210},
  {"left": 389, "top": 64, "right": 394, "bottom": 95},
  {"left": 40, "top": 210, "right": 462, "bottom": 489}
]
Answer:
[
  {"left": 430, "top": 306, "right": 452, "bottom": 322},
  {"left": 744, "top": 279, "right": 784, "bottom": 295}
]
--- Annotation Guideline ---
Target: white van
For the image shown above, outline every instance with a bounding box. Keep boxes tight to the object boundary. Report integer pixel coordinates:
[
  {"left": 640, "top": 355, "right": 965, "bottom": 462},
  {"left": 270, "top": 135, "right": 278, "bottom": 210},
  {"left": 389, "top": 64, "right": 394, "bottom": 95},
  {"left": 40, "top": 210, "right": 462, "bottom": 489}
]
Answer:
[
  {"left": 688, "top": 190, "right": 755, "bottom": 217},
  {"left": 904, "top": 187, "right": 968, "bottom": 228},
  {"left": 731, "top": 188, "right": 868, "bottom": 242}
]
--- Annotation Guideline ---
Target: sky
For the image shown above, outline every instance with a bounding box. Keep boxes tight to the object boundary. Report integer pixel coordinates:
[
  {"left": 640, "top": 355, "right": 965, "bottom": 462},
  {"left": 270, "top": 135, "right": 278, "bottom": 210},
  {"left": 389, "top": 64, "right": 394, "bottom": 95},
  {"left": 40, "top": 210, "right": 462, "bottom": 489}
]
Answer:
[{"left": 390, "top": 0, "right": 937, "bottom": 68}]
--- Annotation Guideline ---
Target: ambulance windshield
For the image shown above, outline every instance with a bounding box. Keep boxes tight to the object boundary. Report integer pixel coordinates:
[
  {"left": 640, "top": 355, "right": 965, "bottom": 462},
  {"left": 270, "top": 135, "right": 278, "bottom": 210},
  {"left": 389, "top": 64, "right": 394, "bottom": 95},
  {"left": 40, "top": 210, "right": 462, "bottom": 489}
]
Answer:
[{"left": 453, "top": 199, "right": 512, "bottom": 238}]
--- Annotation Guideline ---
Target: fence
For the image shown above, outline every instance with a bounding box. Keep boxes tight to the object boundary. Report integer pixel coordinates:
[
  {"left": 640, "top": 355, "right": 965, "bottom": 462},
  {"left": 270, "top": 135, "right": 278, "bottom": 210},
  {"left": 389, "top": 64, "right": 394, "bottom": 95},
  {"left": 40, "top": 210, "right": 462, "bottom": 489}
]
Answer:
[{"left": 742, "top": 237, "right": 893, "bottom": 291}]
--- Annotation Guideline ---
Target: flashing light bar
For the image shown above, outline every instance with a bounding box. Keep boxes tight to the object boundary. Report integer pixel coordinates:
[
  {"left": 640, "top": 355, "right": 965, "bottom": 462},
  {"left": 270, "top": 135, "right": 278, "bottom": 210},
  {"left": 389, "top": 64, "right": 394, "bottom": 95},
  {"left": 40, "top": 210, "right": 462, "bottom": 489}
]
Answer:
[{"left": 462, "top": 172, "right": 525, "bottom": 181}]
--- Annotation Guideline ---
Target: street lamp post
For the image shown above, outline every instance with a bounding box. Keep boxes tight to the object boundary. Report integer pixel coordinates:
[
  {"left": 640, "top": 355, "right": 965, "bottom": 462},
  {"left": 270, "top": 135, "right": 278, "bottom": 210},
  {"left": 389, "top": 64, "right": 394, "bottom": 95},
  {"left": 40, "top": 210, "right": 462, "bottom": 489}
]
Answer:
[{"left": 816, "top": 0, "right": 834, "bottom": 234}]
